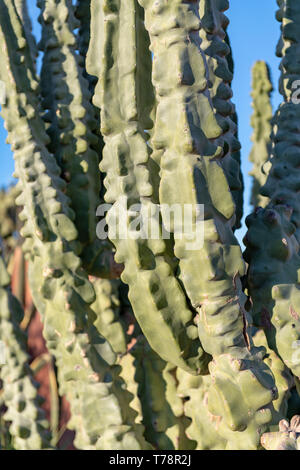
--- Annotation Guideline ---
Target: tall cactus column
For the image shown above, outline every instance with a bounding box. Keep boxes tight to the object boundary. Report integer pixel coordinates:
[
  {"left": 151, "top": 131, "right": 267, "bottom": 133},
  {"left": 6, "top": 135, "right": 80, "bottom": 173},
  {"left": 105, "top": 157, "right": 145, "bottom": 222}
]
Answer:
[
  {"left": 37, "top": 0, "right": 115, "bottom": 279},
  {"left": 244, "top": 0, "right": 300, "bottom": 380},
  {"left": 249, "top": 61, "right": 273, "bottom": 208},
  {"left": 0, "top": 0, "right": 149, "bottom": 450},
  {"left": 0, "top": 253, "right": 51, "bottom": 449},
  {"left": 199, "top": 0, "right": 243, "bottom": 227},
  {"left": 87, "top": 0, "right": 209, "bottom": 375},
  {"left": 139, "top": 0, "right": 277, "bottom": 449}
]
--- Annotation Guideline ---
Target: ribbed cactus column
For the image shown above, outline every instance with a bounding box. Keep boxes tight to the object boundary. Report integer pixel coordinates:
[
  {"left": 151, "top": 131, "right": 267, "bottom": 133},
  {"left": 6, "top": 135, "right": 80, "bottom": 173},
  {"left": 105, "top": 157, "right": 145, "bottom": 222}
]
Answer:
[
  {"left": 15, "top": 0, "right": 37, "bottom": 64},
  {"left": 126, "top": 339, "right": 195, "bottom": 450},
  {"left": 176, "top": 369, "right": 227, "bottom": 450},
  {"left": 261, "top": 0, "right": 300, "bottom": 236},
  {"left": 139, "top": 0, "right": 277, "bottom": 449},
  {"left": 38, "top": 0, "right": 114, "bottom": 279},
  {"left": 225, "top": 30, "right": 244, "bottom": 230},
  {"left": 244, "top": 0, "right": 300, "bottom": 379},
  {"left": 199, "top": 0, "right": 243, "bottom": 228},
  {"left": 87, "top": 0, "right": 209, "bottom": 374},
  {"left": 249, "top": 61, "right": 273, "bottom": 208},
  {"left": 75, "top": 0, "right": 98, "bottom": 94},
  {"left": 90, "top": 278, "right": 127, "bottom": 355},
  {"left": 0, "top": 0, "right": 149, "bottom": 450},
  {"left": 0, "top": 254, "right": 51, "bottom": 450}
]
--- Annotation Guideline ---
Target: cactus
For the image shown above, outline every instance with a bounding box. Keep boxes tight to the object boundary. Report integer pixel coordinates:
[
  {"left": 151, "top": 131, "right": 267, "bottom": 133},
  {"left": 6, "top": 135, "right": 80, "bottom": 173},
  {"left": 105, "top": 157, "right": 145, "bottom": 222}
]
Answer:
[
  {"left": 0, "top": 0, "right": 299, "bottom": 451},
  {"left": 0, "top": 185, "right": 20, "bottom": 259},
  {"left": 225, "top": 31, "right": 244, "bottom": 230},
  {"left": 244, "top": 0, "right": 300, "bottom": 381},
  {"left": 125, "top": 338, "right": 195, "bottom": 450},
  {"left": 249, "top": 61, "right": 273, "bottom": 208},
  {"left": 199, "top": 0, "right": 243, "bottom": 228},
  {"left": 0, "top": 0, "right": 148, "bottom": 450},
  {"left": 0, "top": 252, "right": 51, "bottom": 449},
  {"left": 86, "top": 0, "right": 209, "bottom": 374},
  {"left": 261, "top": 416, "right": 300, "bottom": 450},
  {"left": 138, "top": 0, "right": 277, "bottom": 450}
]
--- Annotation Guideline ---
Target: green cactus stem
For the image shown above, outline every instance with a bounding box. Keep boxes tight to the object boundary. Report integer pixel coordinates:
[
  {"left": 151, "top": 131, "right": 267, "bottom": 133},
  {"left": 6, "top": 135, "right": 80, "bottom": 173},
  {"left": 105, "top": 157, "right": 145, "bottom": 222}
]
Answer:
[
  {"left": 244, "top": 1, "right": 300, "bottom": 380},
  {"left": 0, "top": 253, "right": 51, "bottom": 449},
  {"left": 15, "top": 0, "right": 38, "bottom": 66},
  {"left": 0, "top": 0, "right": 149, "bottom": 450},
  {"left": 261, "top": 415, "right": 300, "bottom": 450},
  {"left": 38, "top": 0, "right": 115, "bottom": 279},
  {"left": 244, "top": 205, "right": 300, "bottom": 379},
  {"left": 0, "top": 185, "right": 19, "bottom": 259},
  {"left": 199, "top": 0, "right": 243, "bottom": 228},
  {"left": 90, "top": 278, "right": 127, "bottom": 355},
  {"left": 252, "top": 328, "right": 294, "bottom": 424},
  {"left": 176, "top": 368, "right": 227, "bottom": 450},
  {"left": 138, "top": 0, "right": 277, "bottom": 449},
  {"left": 131, "top": 338, "right": 195, "bottom": 450},
  {"left": 225, "top": 30, "right": 244, "bottom": 230},
  {"left": 87, "top": 0, "right": 209, "bottom": 374},
  {"left": 260, "top": 0, "right": 300, "bottom": 238},
  {"left": 249, "top": 61, "right": 273, "bottom": 208}
]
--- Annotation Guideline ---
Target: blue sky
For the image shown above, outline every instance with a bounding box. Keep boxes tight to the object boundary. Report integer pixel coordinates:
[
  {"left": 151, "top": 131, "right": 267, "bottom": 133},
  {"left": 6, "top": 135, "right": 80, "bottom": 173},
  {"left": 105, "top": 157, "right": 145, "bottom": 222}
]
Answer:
[{"left": 0, "top": 1, "right": 281, "bottom": 245}]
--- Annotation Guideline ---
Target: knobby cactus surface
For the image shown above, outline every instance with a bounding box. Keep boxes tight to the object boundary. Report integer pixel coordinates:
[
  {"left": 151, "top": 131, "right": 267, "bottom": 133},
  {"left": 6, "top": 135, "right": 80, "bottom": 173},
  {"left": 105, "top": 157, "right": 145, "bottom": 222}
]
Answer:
[{"left": 0, "top": 0, "right": 299, "bottom": 451}]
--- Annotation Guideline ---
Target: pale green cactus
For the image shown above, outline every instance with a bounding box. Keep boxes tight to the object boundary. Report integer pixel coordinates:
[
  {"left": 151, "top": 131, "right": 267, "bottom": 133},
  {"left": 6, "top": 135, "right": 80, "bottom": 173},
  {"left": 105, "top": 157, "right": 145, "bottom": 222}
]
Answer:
[
  {"left": 138, "top": 0, "right": 277, "bottom": 450},
  {"left": 261, "top": 416, "right": 300, "bottom": 450},
  {"left": 86, "top": 0, "right": 209, "bottom": 375},
  {"left": 0, "top": 253, "right": 51, "bottom": 449},
  {"left": 249, "top": 61, "right": 273, "bottom": 208},
  {"left": 0, "top": 0, "right": 149, "bottom": 450},
  {"left": 244, "top": 0, "right": 300, "bottom": 383},
  {"left": 90, "top": 278, "right": 127, "bottom": 355},
  {"left": 199, "top": 0, "right": 243, "bottom": 226},
  {"left": 0, "top": 0, "right": 299, "bottom": 451}
]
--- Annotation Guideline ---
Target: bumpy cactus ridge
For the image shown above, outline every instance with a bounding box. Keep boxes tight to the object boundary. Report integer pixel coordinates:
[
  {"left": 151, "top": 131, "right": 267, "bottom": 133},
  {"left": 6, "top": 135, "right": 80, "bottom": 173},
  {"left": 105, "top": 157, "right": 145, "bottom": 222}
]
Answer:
[
  {"left": 199, "top": 0, "right": 243, "bottom": 214},
  {"left": 0, "top": 185, "right": 19, "bottom": 258},
  {"left": 244, "top": 204, "right": 300, "bottom": 378},
  {"left": 75, "top": 0, "right": 91, "bottom": 66},
  {"left": 177, "top": 327, "right": 292, "bottom": 450},
  {"left": 90, "top": 278, "right": 127, "bottom": 355},
  {"left": 1, "top": 0, "right": 300, "bottom": 452},
  {"left": 176, "top": 368, "right": 227, "bottom": 449},
  {"left": 38, "top": 0, "right": 99, "bottom": 214},
  {"left": 129, "top": 338, "right": 195, "bottom": 450},
  {"left": 87, "top": 0, "right": 209, "bottom": 374},
  {"left": 162, "top": 363, "right": 196, "bottom": 450},
  {"left": 38, "top": 0, "right": 114, "bottom": 280},
  {"left": 224, "top": 30, "right": 244, "bottom": 230},
  {"left": 244, "top": 0, "right": 300, "bottom": 380},
  {"left": 0, "top": 254, "right": 51, "bottom": 449},
  {"left": 252, "top": 328, "right": 294, "bottom": 424},
  {"left": 261, "top": 415, "right": 300, "bottom": 450},
  {"left": 249, "top": 61, "right": 273, "bottom": 208},
  {"left": 0, "top": 0, "right": 149, "bottom": 450},
  {"left": 139, "top": 0, "right": 277, "bottom": 449},
  {"left": 261, "top": 0, "right": 300, "bottom": 234},
  {"left": 15, "top": 0, "right": 37, "bottom": 65}
]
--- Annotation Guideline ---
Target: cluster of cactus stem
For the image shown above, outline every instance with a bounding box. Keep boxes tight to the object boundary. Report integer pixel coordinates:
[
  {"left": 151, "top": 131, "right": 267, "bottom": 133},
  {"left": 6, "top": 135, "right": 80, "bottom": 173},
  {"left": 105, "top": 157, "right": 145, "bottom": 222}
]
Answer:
[{"left": 0, "top": 0, "right": 299, "bottom": 450}]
